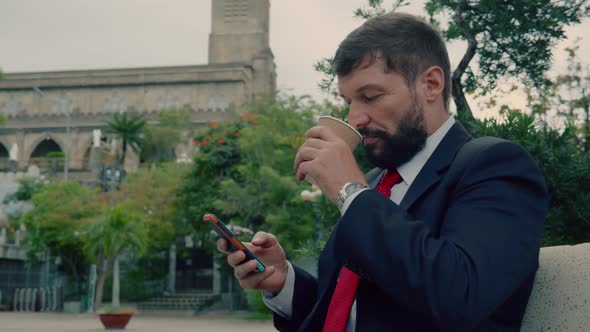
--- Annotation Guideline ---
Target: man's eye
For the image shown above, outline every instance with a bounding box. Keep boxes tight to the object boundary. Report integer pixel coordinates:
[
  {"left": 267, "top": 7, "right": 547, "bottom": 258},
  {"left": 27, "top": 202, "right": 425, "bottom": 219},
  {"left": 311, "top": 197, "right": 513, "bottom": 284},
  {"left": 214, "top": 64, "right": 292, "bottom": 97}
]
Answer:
[{"left": 362, "top": 94, "right": 380, "bottom": 102}]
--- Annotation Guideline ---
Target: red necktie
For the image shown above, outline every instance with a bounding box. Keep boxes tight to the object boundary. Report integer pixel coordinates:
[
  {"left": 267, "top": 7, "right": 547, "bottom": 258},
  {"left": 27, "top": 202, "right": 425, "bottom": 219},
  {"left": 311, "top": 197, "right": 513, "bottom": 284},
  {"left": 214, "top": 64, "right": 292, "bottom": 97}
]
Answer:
[{"left": 323, "top": 170, "right": 401, "bottom": 332}]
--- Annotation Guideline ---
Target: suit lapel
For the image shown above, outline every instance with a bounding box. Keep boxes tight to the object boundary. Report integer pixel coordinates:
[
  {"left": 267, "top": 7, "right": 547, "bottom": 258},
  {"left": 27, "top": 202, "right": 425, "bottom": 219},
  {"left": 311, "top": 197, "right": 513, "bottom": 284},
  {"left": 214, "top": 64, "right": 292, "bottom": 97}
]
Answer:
[
  {"left": 399, "top": 122, "right": 472, "bottom": 211},
  {"left": 365, "top": 167, "right": 385, "bottom": 189}
]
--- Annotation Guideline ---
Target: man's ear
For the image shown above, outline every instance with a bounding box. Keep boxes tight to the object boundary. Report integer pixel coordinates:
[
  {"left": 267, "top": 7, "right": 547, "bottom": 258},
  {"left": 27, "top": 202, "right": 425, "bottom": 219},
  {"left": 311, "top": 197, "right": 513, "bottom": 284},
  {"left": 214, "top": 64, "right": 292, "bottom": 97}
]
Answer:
[{"left": 420, "top": 66, "right": 445, "bottom": 104}]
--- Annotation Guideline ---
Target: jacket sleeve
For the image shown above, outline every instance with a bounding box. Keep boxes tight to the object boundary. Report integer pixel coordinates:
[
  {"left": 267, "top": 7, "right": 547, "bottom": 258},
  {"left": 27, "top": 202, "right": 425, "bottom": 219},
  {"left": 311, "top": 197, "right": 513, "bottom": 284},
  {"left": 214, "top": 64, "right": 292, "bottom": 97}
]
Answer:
[
  {"left": 333, "top": 141, "right": 549, "bottom": 329},
  {"left": 273, "top": 265, "right": 319, "bottom": 331}
]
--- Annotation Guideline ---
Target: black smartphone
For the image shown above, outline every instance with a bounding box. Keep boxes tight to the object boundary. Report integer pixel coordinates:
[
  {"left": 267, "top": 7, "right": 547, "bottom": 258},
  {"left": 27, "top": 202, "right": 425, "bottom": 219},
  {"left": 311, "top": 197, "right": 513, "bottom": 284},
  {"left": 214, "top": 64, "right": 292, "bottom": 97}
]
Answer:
[{"left": 203, "top": 213, "right": 266, "bottom": 272}]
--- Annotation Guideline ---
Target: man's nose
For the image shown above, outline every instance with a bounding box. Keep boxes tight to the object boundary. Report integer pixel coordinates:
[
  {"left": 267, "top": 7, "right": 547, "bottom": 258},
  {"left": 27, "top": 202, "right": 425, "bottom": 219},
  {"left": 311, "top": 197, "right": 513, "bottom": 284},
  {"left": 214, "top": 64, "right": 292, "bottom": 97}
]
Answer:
[{"left": 347, "top": 102, "right": 370, "bottom": 129}]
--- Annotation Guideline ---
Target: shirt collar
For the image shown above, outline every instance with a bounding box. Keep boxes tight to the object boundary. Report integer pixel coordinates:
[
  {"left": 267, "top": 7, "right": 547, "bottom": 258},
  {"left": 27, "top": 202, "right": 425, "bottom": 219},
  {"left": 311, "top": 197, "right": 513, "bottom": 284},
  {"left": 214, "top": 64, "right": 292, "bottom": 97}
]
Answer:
[{"left": 397, "top": 116, "right": 455, "bottom": 186}]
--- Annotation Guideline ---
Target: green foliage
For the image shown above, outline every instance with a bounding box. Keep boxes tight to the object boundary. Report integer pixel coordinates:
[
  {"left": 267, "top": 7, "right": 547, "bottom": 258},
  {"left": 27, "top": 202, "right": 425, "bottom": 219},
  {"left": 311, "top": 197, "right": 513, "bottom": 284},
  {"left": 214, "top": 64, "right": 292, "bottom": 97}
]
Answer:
[
  {"left": 3, "top": 177, "right": 46, "bottom": 203},
  {"left": 425, "top": 0, "right": 589, "bottom": 96},
  {"left": 46, "top": 151, "right": 64, "bottom": 159},
  {"left": 22, "top": 181, "right": 101, "bottom": 260},
  {"left": 117, "top": 163, "right": 190, "bottom": 250},
  {"left": 142, "top": 109, "right": 194, "bottom": 163},
  {"left": 21, "top": 181, "right": 101, "bottom": 297},
  {"left": 101, "top": 264, "right": 166, "bottom": 302},
  {"left": 244, "top": 289, "right": 272, "bottom": 319},
  {"left": 460, "top": 110, "right": 590, "bottom": 246},
  {"left": 83, "top": 206, "right": 147, "bottom": 261},
  {"left": 106, "top": 112, "right": 146, "bottom": 164},
  {"left": 178, "top": 96, "right": 343, "bottom": 256}
]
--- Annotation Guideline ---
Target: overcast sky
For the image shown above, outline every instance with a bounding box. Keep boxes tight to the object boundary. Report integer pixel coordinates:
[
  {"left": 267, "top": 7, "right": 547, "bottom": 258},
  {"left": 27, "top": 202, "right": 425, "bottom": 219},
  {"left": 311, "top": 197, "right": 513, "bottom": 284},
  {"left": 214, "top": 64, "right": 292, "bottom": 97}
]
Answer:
[{"left": 1, "top": 0, "right": 588, "bottom": 116}]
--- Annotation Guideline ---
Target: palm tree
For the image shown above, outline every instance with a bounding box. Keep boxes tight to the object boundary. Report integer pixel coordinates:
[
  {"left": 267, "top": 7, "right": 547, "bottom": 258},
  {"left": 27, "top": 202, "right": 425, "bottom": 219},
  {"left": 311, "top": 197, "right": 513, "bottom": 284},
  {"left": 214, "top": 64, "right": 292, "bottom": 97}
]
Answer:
[
  {"left": 84, "top": 206, "right": 147, "bottom": 309},
  {"left": 106, "top": 113, "right": 146, "bottom": 165}
]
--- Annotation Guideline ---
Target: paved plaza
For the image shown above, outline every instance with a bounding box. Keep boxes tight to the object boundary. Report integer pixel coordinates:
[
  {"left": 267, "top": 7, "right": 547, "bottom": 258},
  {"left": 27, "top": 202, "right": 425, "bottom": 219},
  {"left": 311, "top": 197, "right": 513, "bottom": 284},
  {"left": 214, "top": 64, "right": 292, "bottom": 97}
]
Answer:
[{"left": 0, "top": 312, "right": 276, "bottom": 332}]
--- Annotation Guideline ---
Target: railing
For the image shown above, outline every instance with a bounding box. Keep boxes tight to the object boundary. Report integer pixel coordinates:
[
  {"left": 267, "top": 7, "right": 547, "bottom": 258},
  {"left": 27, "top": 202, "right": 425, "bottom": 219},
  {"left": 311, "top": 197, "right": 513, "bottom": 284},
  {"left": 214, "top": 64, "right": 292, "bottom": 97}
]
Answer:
[
  {"left": 0, "top": 244, "right": 27, "bottom": 261},
  {"left": 4, "top": 287, "right": 64, "bottom": 312}
]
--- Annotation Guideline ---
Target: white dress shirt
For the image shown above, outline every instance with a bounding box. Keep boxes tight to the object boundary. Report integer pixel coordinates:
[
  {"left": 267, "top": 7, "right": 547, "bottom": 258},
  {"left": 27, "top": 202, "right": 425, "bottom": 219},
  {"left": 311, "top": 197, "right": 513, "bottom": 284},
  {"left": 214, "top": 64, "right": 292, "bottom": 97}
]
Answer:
[{"left": 264, "top": 116, "right": 456, "bottom": 331}]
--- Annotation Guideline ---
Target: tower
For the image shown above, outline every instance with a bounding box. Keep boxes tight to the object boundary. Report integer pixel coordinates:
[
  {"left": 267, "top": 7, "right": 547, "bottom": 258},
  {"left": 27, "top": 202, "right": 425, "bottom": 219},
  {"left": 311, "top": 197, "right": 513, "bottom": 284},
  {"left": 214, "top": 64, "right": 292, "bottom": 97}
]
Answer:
[
  {"left": 209, "top": 0, "right": 271, "bottom": 64},
  {"left": 209, "top": 0, "right": 276, "bottom": 96}
]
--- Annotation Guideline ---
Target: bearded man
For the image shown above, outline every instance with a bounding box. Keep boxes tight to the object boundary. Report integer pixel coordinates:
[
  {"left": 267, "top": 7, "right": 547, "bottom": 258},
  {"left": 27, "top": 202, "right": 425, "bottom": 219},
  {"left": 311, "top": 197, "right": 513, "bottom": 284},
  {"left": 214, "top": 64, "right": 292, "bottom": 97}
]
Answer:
[{"left": 218, "top": 12, "right": 548, "bottom": 332}]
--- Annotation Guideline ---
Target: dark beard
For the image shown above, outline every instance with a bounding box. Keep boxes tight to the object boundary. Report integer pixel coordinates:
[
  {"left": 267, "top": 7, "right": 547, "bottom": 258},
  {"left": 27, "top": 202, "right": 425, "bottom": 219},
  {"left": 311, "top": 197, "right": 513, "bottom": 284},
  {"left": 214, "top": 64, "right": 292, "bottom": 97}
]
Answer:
[{"left": 359, "top": 104, "right": 428, "bottom": 170}]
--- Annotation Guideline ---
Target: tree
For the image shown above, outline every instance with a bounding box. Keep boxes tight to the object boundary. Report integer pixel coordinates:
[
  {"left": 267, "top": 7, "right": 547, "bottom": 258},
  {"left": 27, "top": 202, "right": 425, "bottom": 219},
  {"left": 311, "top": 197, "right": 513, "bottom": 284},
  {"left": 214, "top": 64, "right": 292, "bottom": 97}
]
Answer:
[
  {"left": 179, "top": 96, "right": 342, "bottom": 255},
  {"left": 142, "top": 109, "right": 194, "bottom": 163},
  {"left": 106, "top": 113, "right": 146, "bottom": 165},
  {"left": 3, "top": 177, "right": 46, "bottom": 203},
  {"left": 83, "top": 206, "right": 147, "bottom": 309},
  {"left": 551, "top": 40, "right": 590, "bottom": 150},
  {"left": 315, "top": 0, "right": 589, "bottom": 120},
  {"left": 425, "top": 0, "right": 589, "bottom": 119},
  {"left": 117, "top": 163, "right": 189, "bottom": 250},
  {"left": 22, "top": 181, "right": 101, "bottom": 297}
]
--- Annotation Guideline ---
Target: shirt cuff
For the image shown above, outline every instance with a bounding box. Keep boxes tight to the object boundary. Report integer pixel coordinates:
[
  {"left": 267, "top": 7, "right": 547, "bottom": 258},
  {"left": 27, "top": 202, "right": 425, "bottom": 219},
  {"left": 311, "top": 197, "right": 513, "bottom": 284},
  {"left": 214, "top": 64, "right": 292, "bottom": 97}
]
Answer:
[
  {"left": 340, "top": 188, "right": 370, "bottom": 216},
  {"left": 262, "top": 261, "right": 295, "bottom": 318}
]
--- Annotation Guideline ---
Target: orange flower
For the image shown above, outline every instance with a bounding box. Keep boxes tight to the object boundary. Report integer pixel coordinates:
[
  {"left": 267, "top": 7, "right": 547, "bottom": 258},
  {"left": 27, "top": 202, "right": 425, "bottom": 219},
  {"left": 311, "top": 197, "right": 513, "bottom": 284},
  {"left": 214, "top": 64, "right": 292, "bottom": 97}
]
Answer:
[
  {"left": 250, "top": 119, "right": 258, "bottom": 125},
  {"left": 217, "top": 139, "right": 225, "bottom": 145},
  {"left": 209, "top": 120, "right": 218, "bottom": 128},
  {"left": 244, "top": 112, "right": 253, "bottom": 118}
]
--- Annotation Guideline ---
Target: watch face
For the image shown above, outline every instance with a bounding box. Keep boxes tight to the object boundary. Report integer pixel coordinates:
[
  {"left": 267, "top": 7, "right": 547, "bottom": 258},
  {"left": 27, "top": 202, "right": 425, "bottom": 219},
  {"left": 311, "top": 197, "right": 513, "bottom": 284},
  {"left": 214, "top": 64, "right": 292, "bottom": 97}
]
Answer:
[
  {"left": 345, "top": 183, "right": 362, "bottom": 195},
  {"left": 337, "top": 183, "right": 369, "bottom": 209}
]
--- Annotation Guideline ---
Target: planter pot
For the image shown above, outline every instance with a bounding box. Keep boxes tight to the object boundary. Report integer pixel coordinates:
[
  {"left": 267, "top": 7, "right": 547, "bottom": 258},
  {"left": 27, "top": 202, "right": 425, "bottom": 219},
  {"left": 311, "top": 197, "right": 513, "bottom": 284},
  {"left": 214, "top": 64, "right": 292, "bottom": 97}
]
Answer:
[{"left": 98, "top": 313, "right": 134, "bottom": 330}]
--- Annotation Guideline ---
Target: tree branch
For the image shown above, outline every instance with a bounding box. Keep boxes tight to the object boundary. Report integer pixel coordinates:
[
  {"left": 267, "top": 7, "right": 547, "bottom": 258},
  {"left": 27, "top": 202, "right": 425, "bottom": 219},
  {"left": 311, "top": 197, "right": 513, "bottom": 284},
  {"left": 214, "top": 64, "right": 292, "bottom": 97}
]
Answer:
[{"left": 452, "top": 1, "right": 477, "bottom": 120}]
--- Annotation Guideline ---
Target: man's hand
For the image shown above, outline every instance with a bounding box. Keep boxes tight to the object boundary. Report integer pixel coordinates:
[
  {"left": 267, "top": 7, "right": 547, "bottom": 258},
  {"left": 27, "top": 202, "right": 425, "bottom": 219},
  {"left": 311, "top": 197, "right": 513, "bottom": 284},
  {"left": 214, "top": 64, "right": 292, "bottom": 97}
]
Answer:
[
  {"left": 294, "top": 126, "right": 367, "bottom": 202},
  {"left": 217, "top": 231, "right": 288, "bottom": 294}
]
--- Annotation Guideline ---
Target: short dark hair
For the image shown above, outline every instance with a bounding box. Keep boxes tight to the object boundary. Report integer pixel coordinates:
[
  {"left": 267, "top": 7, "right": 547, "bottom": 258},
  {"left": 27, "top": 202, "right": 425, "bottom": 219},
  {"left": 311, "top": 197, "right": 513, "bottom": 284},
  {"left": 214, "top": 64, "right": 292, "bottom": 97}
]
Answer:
[{"left": 333, "top": 12, "right": 452, "bottom": 110}]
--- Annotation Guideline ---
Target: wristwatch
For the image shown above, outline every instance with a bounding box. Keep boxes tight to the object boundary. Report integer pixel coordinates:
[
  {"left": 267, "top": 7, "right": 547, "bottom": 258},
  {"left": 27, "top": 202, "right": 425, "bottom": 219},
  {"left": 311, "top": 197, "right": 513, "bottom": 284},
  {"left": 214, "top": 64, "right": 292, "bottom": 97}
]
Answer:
[{"left": 337, "top": 182, "right": 369, "bottom": 210}]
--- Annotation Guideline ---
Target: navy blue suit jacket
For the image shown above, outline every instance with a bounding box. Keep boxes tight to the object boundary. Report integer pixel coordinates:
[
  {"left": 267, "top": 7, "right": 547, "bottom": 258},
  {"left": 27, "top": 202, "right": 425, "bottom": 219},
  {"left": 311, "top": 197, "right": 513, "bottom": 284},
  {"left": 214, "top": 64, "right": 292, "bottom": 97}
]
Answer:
[{"left": 274, "top": 121, "right": 549, "bottom": 331}]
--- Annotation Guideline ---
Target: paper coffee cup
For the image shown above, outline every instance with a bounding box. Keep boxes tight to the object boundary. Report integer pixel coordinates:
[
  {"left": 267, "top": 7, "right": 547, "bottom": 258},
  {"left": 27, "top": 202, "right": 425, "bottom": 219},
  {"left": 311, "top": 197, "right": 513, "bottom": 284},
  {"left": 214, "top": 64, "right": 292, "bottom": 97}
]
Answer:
[
  {"left": 317, "top": 116, "right": 362, "bottom": 151},
  {"left": 304, "top": 116, "right": 362, "bottom": 184}
]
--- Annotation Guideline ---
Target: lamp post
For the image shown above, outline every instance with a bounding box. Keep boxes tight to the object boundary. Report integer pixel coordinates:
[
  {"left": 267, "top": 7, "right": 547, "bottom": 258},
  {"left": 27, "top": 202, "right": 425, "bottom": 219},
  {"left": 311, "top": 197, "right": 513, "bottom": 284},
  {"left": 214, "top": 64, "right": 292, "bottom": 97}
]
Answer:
[{"left": 57, "top": 96, "right": 72, "bottom": 181}]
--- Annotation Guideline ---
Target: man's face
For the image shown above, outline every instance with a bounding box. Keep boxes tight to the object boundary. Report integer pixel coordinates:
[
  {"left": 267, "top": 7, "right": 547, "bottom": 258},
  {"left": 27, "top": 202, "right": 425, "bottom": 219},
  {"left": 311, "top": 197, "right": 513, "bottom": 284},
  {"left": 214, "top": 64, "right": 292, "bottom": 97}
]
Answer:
[{"left": 337, "top": 56, "right": 428, "bottom": 170}]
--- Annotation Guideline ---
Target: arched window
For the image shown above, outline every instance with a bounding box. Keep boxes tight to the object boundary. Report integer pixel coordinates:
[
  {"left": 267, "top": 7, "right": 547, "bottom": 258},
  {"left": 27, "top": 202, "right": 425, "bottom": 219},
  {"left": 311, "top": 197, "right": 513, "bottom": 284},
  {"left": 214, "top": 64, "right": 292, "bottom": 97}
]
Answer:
[{"left": 31, "top": 139, "right": 62, "bottom": 157}]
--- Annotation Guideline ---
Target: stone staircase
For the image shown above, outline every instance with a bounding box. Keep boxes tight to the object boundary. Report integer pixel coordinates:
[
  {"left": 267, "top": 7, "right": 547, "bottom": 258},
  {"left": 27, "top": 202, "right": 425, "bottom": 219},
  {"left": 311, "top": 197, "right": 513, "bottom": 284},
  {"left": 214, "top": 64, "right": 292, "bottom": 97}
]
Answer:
[{"left": 136, "top": 290, "right": 220, "bottom": 313}]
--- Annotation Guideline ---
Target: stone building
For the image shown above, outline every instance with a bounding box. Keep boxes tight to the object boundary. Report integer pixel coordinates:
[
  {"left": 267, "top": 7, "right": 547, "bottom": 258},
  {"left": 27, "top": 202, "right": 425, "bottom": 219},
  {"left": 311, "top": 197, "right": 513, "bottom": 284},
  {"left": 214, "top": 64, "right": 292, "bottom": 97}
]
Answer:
[{"left": 0, "top": 0, "right": 275, "bottom": 174}]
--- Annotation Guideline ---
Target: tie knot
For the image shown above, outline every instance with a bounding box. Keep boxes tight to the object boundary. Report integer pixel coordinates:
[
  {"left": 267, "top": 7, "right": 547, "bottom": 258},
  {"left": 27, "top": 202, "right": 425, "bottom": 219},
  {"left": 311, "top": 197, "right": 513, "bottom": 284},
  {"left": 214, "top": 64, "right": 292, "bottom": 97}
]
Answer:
[{"left": 376, "top": 170, "right": 401, "bottom": 198}]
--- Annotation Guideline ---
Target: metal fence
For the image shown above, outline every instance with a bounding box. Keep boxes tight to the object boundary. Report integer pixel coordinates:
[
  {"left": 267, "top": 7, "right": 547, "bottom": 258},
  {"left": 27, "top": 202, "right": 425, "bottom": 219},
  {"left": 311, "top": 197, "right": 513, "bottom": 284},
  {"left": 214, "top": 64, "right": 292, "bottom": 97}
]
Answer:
[{"left": 0, "top": 268, "right": 64, "bottom": 311}]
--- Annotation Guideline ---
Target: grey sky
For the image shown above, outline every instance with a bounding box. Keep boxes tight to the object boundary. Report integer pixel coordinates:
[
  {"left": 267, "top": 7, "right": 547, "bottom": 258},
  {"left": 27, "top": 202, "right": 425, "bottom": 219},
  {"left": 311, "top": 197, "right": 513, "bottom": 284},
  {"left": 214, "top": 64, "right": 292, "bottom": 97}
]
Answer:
[{"left": 0, "top": 0, "right": 588, "bottom": 115}]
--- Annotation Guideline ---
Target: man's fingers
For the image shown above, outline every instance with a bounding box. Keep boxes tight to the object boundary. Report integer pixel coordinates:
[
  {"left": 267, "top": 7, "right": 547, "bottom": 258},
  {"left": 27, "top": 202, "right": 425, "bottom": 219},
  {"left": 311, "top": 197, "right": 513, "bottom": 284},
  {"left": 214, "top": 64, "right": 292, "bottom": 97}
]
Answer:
[
  {"left": 305, "top": 126, "right": 339, "bottom": 141},
  {"left": 294, "top": 146, "right": 321, "bottom": 171},
  {"left": 296, "top": 160, "right": 313, "bottom": 182},
  {"left": 234, "top": 260, "right": 261, "bottom": 280},
  {"left": 238, "top": 266, "right": 277, "bottom": 289},
  {"left": 227, "top": 250, "right": 246, "bottom": 267},
  {"left": 217, "top": 238, "right": 233, "bottom": 254},
  {"left": 251, "top": 231, "right": 278, "bottom": 248}
]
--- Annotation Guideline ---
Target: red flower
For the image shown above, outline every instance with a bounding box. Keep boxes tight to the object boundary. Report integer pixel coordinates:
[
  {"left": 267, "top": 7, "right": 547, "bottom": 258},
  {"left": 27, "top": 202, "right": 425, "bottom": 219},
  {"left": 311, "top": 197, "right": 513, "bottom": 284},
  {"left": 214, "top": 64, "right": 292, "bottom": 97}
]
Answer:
[
  {"left": 201, "top": 140, "right": 209, "bottom": 146},
  {"left": 250, "top": 119, "right": 258, "bottom": 125},
  {"left": 244, "top": 112, "right": 253, "bottom": 119},
  {"left": 217, "top": 139, "right": 225, "bottom": 145},
  {"left": 209, "top": 120, "right": 218, "bottom": 128},
  {"left": 193, "top": 140, "right": 200, "bottom": 146}
]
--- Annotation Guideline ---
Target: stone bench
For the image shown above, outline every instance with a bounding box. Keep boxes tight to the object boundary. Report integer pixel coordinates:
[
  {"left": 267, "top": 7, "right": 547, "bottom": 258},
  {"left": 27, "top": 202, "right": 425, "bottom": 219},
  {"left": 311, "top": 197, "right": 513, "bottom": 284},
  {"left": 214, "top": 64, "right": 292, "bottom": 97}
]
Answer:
[{"left": 521, "top": 243, "right": 590, "bottom": 331}]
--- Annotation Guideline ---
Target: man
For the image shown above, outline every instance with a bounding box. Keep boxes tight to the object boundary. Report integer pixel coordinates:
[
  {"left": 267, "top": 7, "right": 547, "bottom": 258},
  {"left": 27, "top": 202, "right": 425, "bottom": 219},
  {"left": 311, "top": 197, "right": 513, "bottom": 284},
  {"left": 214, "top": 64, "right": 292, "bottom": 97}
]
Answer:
[{"left": 218, "top": 12, "right": 548, "bottom": 331}]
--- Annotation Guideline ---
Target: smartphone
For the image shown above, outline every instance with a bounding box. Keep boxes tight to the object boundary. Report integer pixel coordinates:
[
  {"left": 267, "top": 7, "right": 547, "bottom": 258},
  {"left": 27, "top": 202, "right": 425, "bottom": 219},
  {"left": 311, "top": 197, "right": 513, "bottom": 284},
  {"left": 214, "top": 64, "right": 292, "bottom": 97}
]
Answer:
[{"left": 203, "top": 213, "right": 266, "bottom": 272}]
